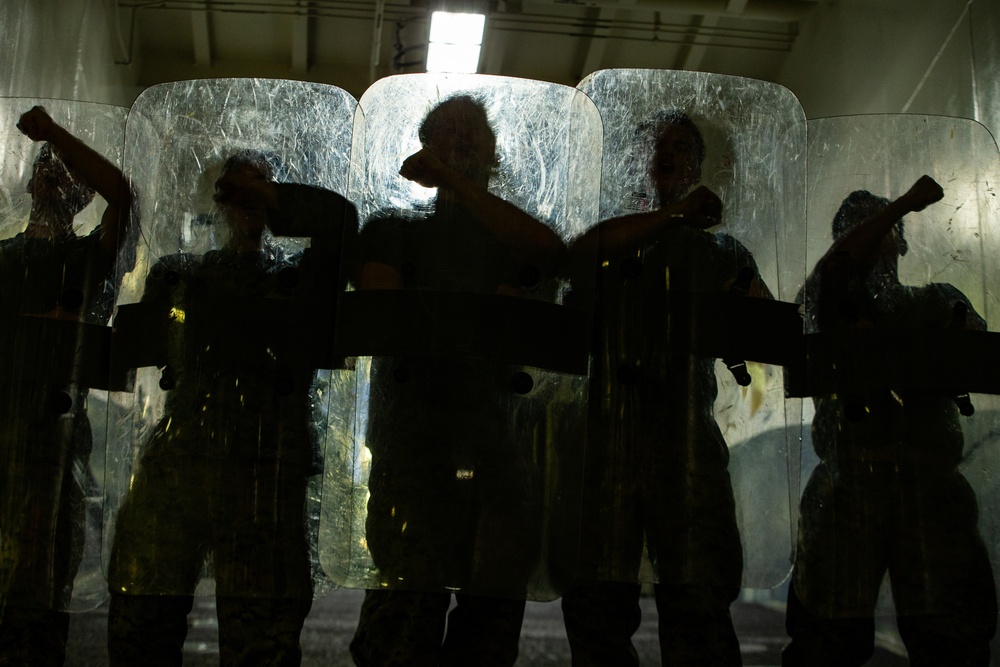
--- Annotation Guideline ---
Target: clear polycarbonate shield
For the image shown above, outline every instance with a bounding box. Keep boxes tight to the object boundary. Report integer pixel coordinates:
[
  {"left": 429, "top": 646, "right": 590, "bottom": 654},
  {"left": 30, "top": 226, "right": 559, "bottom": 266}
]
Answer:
[
  {"left": 791, "top": 114, "right": 1000, "bottom": 623},
  {"left": 575, "top": 69, "right": 807, "bottom": 589},
  {"left": 319, "top": 73, "right": 602, "bottom": 600},
  {"left": 107, "top": 79, "right": 357, "bottom": 601},
  {"left": 0, "top": 98, "right": 126, "bottom": 612}
]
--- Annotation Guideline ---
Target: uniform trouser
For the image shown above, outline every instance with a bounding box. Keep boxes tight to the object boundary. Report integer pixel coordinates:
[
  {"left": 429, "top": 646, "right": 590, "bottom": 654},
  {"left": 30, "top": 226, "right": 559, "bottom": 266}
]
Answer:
[
  {"left": 0, "top": 408, "right": 92, "bottom": 666},
  {"left": 364, "top": 459, "right": 538, "bottom": 600},
  {"left": 561, "top": 581, "right": 741, "bottom": 667},
  {"left": 107, "top": 593, "right": 313, "bottom": 667},
  {"left": 107, "top": 452, "right": 314, "bottom": 666},
  {"left": 783, "top": 462, "right": 997, "bottom": 667},
  {"left": 358, "top": 452, "right": 535, "bottom": 667},
  {"left": 350, "top": 588, "right": 526, "bottom": 667},
  {"left": 564, "top": 412, "right": 744, "bottom": 666},
  {"left": 365, "top": 358, "right": 542, "bottom": 591},
  {"left": 561, "top": 485, "right": 744, "bottom": 667}
]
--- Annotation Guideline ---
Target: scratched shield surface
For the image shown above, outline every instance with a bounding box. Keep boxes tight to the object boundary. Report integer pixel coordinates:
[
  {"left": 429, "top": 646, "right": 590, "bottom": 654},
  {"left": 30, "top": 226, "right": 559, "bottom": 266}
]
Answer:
[
  {"left": 319, "top": 73, "right": 602, "bottom": 601},
  {"left": 0, "top": 98, "right": 126, "bottom": 612},
  {"left": 106, "top": 78, "right": 357, "bottom": 599},
  {"left": 795, "top": 114, "right": 1000, "bottom": 621},
  {"left": 576, "top": 69, "right": 807, "bottom": 590}
]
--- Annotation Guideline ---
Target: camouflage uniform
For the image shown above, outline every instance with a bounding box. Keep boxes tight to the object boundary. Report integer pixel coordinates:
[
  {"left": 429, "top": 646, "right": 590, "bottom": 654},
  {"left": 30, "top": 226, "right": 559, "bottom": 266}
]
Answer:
[
  {"left": 562, "top": 224, "right": 754, "bottom": 667},
  {"left": 784, "top": 280, "right": 997, "bottom": 667},
  {"left": 108, "top": 184, "right": 355, "bottom": 666},
  {"left": 350, "top": 209, "right": 545, "bottom": 666},
  {"left": 0, "top": 231, "right": 118, "bottom": 665}
]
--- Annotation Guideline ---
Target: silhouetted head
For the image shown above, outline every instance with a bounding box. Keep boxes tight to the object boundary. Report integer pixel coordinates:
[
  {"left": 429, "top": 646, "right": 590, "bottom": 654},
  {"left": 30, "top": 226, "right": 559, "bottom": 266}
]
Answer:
[
  {"left": 418, "top": 95, "right": 497, "bottom": 184},
  {"left": 833, "top": 189, "right": 908, "bottom": 257},
  {"left": 645, "top": 110, "right": 705, "bottom": 205},
  {"left": 213, "top": 149, "right": 285, "bottom": 246},
  {"left": 219, "top": 149, "right": 286, "bottom": 184},
  {"left": 27, "top": 143, "right": 95, "bottom": 217}
]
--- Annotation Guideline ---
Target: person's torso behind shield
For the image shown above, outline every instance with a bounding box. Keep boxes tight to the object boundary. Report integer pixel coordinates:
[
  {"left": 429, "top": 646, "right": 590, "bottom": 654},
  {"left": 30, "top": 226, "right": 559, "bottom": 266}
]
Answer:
[
  {"left": 351, "top": 94, "right": 565, "bottom": 667},
  {"left": 561, "top": 112, "right": 769, "bottom": 667},
  {"left": 107, "top": 149, "right": 356, "bottom": 666},
  {"left": 784, "top": 177, "right": 997, "bottom": 667},
  {"left": 0, "top": 105, "right": 132, "bottom": 666},
  {"left": 360, "top": 96, "right": 558, "bottom": 591}
]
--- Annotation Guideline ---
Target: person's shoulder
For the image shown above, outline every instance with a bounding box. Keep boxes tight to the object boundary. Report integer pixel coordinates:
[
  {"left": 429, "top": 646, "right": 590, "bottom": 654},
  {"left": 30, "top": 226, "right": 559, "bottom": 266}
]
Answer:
[
  {"left": 876, "top": 282, "right": 984, "bottom": 329},
  {"left": 360, "top": 211, "right": 421, "bottom": 238},
  {"left": 711, "top": 231, "right": 758, "bottom": 266},
  {"left": 77, "top": 225, "right": 113, "bottom": 254},
  {"left": 713, "top": 231, "right": 751, "bottom": 253},
  {"left": 918, "top": 282, "right": 980, "bottom": 315},
  {"left": 149, "top": 252, "right": 200, "bottom": 278},
  {"left": 922, "top": 281, "right": 969, "bottom": 299},
  {"left": 646, "top": 227, "right": 741, "bottom": 263},
  {"left": 364, "top": 210, "right": 410, "bottom": 226},
  {"left": 140, "top": 252, "right": 200, "bottom": 301},
  {"left": 27, "top": 230, "right": 104, "bottom": 260},
  {"left": 0, "top": 232, "right": 25, "bottom": 252}
]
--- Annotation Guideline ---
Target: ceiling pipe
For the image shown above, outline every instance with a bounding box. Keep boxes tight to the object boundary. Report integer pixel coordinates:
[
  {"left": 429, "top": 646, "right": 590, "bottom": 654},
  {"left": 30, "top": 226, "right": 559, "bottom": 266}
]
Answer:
[
  {"left": 370, "top": 0, "right": 386, "bottom": 83},
  {"left": 518, "top": 0, "right": 818, "bottom": 22}
]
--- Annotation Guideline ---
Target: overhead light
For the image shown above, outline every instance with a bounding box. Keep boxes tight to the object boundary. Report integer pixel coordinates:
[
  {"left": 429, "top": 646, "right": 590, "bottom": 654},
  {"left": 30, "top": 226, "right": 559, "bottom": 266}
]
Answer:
[{"left": 426, "top": 11, "right": 485, "bottom": 74}]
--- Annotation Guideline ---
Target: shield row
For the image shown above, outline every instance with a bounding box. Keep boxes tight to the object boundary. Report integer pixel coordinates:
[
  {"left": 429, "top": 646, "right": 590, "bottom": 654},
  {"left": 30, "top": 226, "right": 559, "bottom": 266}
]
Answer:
[{"left": 0, "top": 71, "right": 997, "bottom": 622}]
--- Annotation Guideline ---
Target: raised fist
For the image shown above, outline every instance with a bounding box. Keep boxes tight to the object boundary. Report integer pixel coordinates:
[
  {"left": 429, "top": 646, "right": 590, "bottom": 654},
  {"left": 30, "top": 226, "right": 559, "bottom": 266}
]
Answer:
[
  {"left": 17, "top": 106, "right": 55, "bottom": 143},
  {"left": 902, "top": 174, "right": 944, "bottom": 213},
  {"left": 676, "top": 185, "right": 723, "bottom": 229},
  {"left": 399, "top": 148, "right": 449, "bottom": 189}
]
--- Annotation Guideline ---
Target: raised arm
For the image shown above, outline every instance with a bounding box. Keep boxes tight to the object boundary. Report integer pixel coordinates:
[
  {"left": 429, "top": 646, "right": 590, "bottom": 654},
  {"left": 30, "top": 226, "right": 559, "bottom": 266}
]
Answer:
[
  {"left": 818, "top": 175, "right": 943, "bottom": 275},
  {"left": 17, "top": 106, "right": 133, "bottom": 254},
  {"left": 399, "top": 147, "right": 564, "bottom": 275},
  {"left": 568, "top": 185, "right": 722, "bottom": 266}
]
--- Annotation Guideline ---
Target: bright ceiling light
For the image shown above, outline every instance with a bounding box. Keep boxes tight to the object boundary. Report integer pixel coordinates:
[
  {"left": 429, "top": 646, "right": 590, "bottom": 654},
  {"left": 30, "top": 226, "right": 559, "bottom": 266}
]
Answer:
[{"left": 426, "top": 11, "right": 485, "bottom": 73}]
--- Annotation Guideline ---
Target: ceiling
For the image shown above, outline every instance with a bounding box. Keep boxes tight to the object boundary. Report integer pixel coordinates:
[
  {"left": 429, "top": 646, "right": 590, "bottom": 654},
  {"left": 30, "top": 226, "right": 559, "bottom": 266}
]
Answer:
[{"left": 115, "top": 0, "right": 820, "bottom": 99}]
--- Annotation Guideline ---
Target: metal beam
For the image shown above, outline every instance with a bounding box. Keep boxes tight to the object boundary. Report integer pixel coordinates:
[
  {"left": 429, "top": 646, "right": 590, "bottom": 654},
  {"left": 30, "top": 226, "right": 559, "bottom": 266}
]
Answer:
[
  {"left": 369, "top": 0, "right": 386, "bottom": 83},
  {"left": 677, "top": 14, "right": 719, "bottom": 71},
  {"left": 191, "top": 2, "right": 212, "bottom": 66},
  {"left": 524, "top": 0, "right": 816, "bottom": 23},
  {"left": 580, "top": 7, "right": 613, "bottom": 78},
  {"left": 292, "top": 1, "right": 310, "bottom": 72},
  {"left": 480, "top": 17, "right": 506, "bottom": 75}
]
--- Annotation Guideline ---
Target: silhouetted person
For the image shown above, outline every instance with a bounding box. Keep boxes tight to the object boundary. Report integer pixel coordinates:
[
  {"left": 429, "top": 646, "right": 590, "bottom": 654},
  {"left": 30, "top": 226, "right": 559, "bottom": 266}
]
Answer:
[
  {"left": 561, "top": 111, "right": 770, "bottom": 666},
  {"left": 0, "top": 106, "right": 132, "bottom": 664},
  {"left": 783, "top": 176, "right": 997, "bottom": 667},
  {"left": 349, "top": 95, "right": 564, "bottom": 667},
  {"left": 107, "top": 149, "right": 356, "bottom": 666}
]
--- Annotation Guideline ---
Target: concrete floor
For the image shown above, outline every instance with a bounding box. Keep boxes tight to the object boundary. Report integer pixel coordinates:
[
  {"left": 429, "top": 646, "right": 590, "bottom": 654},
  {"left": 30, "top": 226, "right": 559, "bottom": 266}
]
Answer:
[{"left": 64, "top": 589, "right": 910, "bottom": 666}]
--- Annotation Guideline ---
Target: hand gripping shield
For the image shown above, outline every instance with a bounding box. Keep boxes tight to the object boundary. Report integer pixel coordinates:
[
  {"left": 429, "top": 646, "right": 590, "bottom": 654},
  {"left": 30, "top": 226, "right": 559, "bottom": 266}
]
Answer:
[
  {"left": 106, "top": 78, "right": 358, "bottom": 601},
  {"left": 320, "top": 73, "right": 602, "bottom": 601},
  {"left": 575, "top": 69, "right": 807, "bottom": 590}
]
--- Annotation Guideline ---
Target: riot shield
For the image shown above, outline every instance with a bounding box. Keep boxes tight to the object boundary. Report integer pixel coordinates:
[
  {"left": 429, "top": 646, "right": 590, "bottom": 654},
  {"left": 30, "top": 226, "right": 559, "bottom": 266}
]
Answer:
[
  {"left": 106, "top": 78, "right": 357, "bottom": 614},
  {"left": 574, "top": 69, "right": 806, "bottom": 590},
  {"left": 0, "top": 99, "right": 126, "bottom": 623},
  {"left": 788, "top": 113, "right": 1000, "bottom": 640},
  {"left": 319, "top": 73, "right": 601, "bottom": 602}
]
